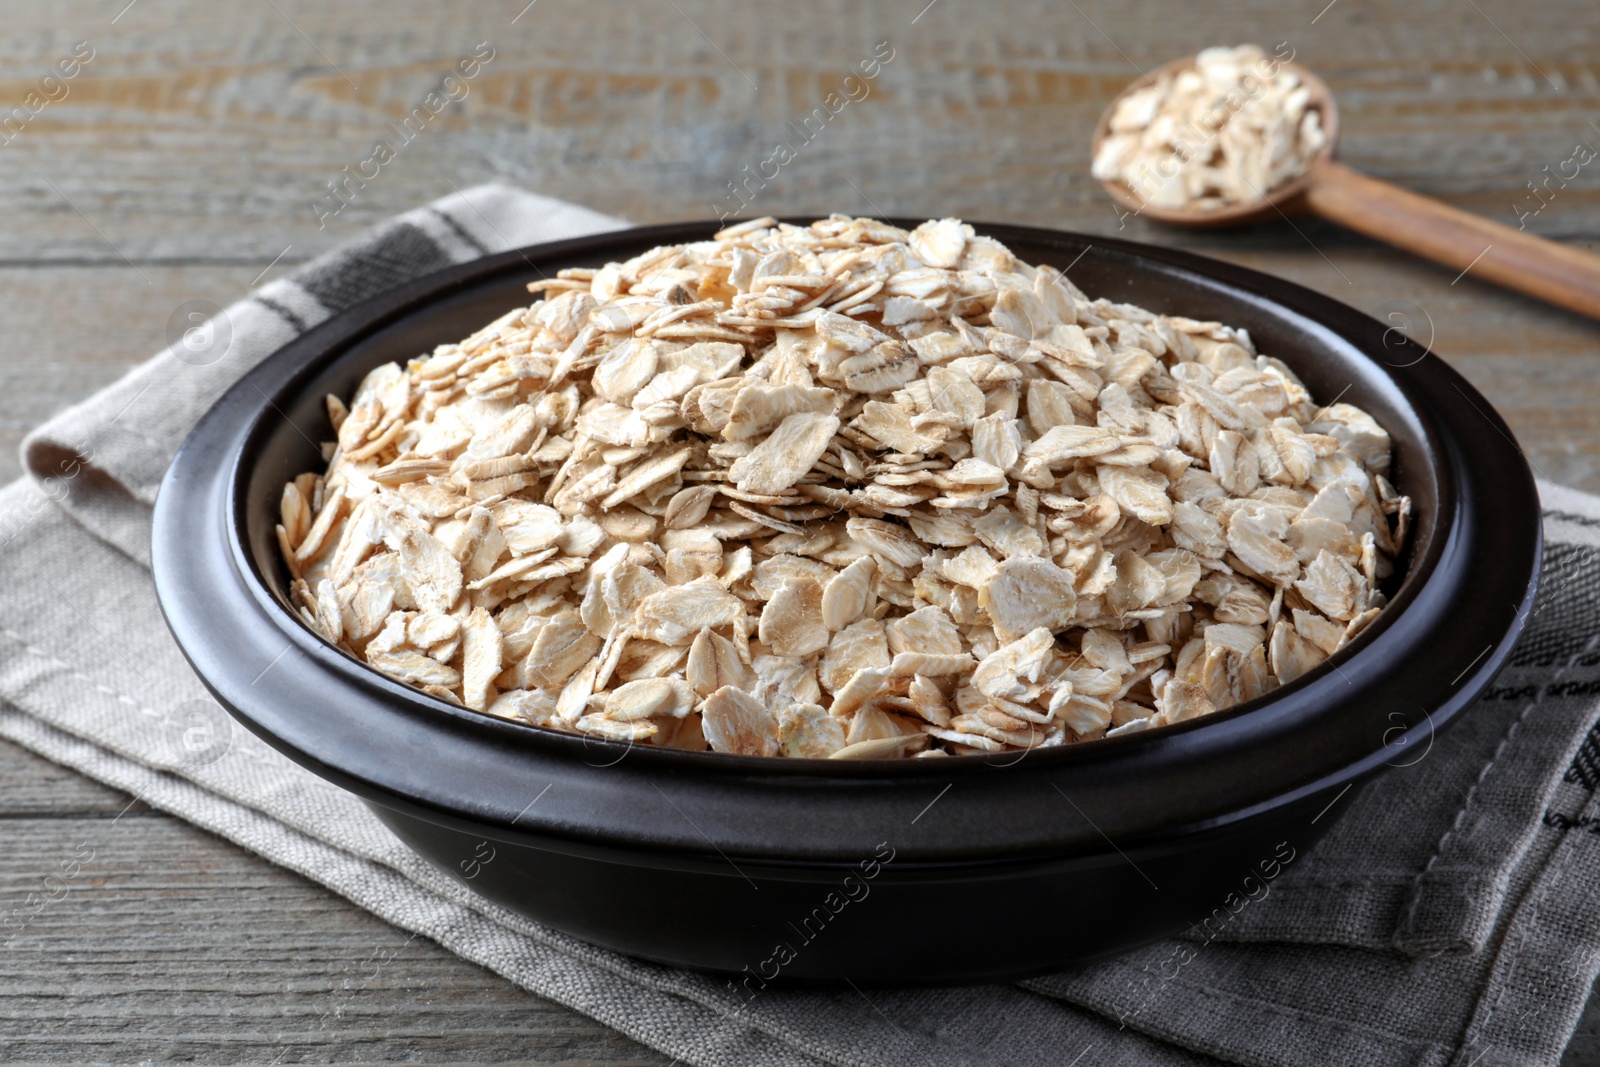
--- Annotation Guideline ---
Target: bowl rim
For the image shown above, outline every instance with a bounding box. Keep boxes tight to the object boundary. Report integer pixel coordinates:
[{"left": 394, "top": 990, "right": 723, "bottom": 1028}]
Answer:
[{"left": 153, "top": 218, "right": 1541, "bottom": 869}]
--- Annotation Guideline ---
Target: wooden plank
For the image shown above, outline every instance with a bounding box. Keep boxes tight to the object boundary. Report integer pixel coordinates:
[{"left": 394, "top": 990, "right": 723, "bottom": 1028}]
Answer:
[
  {"left": 0, "top": 737, "right": 134, "bottom": 816},
  {"left": 1, "top": 0, "right": 1598, "bottom": 1062},
  {"left": 0, "top": 1, "right": 1595, "bottom": 259},
  {"left": 0, "top": 776, "right": 669, "bottom": 1063}
]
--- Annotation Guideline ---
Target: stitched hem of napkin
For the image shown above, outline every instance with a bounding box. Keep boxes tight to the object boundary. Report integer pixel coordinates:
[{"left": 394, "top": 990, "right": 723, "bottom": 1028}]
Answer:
[
  {"left": 1024, "top": 966, "right": 1459, "bottom": 1067},
  {"left": 1394, "top": 505, "right": 1600, "bottom": 956}
]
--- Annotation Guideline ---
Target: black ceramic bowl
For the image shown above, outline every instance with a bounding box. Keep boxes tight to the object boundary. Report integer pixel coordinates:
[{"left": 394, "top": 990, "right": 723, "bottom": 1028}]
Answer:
[{"left": 153, "top": 220, "right": 1540, "bottom": 984}]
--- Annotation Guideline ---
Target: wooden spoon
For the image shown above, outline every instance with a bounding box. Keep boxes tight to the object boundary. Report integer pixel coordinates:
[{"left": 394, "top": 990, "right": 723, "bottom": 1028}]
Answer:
[{"left": 1093, "top": 55, "right": 1600, "bottom": 320}]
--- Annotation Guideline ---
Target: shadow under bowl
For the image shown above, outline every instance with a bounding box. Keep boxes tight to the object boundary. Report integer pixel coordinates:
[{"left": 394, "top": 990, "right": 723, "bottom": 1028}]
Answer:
[{"left": 152, "top": 219, "right": 1540, "bottom": 984}]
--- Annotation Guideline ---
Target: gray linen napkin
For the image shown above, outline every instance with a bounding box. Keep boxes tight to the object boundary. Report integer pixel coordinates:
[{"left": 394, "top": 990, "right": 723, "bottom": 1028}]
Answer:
[{"left": 3, "top": 184, "right": 1599, "bottom": 1067}]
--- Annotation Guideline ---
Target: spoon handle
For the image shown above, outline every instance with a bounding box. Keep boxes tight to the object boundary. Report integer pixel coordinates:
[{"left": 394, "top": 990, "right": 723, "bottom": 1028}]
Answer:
[{"left": 1302, "top": 159, "right": 1600, "bottom": 321}]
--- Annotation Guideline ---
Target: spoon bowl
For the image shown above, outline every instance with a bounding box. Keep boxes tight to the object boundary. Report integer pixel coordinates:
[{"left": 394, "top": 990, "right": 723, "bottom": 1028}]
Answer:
[{"left": 1091, "top": 55, "right": 1339, "bottom": 228}]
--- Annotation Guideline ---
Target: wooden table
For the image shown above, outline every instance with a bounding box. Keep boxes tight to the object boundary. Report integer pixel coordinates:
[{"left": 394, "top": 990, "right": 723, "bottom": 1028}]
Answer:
[{"left": 1, "top": 0, "right": 1596, "bottom": 1061}]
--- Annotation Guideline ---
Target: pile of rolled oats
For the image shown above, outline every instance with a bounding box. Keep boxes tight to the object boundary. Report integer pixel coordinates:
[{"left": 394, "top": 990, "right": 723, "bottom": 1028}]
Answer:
[
  {"left": 1092, "top": 44, "right": 1327, "bottom": 212},
  {"left": 279, "top": 215, "right": 1409, "bottom": 759}
]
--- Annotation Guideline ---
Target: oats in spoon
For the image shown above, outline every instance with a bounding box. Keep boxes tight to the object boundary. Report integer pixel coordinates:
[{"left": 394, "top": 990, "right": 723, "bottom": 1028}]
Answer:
[{"left": 1092, "top": 44, "right": 1328, "bottom": 212}]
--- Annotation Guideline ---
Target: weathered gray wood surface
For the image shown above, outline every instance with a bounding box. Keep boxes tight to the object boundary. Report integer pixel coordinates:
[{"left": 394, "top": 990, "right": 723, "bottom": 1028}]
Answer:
[
  {"left": 0, "top": 0, "right": 1597, "bottom": 1062},
  {"left": 0, "top": 739, "right": 671, "bottom": 1064}
]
